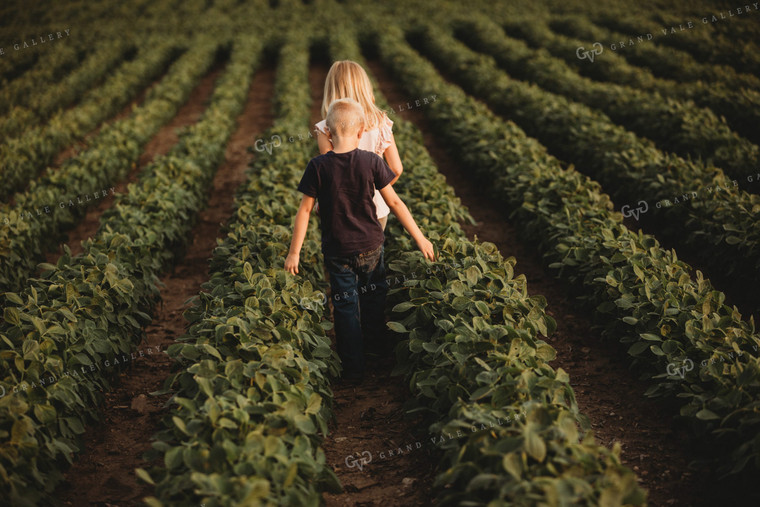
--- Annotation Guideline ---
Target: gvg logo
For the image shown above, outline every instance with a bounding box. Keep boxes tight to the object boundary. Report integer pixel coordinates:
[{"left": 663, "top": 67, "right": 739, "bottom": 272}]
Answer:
[
  {"left": 667, "top": 359, "right": 694, "bottom": 378},
  {"left": 345, "top": 451, "right": 372, "bottom": 471},
  {"left": 254, "top": 134, "right": 282, "bottom": 154},
  {"left": 621, "top": 200, "right": 649, "bottom": 220},
  {"left": 576, "top": 42, "right": 604, "bottom": 62},
  {"left": 299, "top": 292, "right": 326, "bottom": 311}
]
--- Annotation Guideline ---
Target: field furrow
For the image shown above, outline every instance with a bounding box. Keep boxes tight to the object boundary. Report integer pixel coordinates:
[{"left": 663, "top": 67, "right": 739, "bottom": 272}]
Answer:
[
  {"left": 410, "top": 24, "right": 760, "bottom": 306},
  {"left": 369, "top": 19, "right": 760, "bottom": 488}
]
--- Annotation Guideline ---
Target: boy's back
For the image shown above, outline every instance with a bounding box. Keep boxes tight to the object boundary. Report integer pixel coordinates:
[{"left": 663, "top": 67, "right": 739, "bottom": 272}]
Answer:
[
  {"left": 285, "top": 97, "right": 434, "bottom": 382},
  {"left": 298, "top": 148, "right": 394, "bottom": 257}
]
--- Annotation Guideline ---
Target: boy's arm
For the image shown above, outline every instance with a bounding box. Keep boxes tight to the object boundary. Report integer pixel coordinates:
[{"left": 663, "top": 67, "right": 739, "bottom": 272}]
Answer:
[
  {"left": 285, "top": 195, "right": 316, "bottom": 274},
  {"left": 378, "top": 185, "right": 435, "bottom": 261}
]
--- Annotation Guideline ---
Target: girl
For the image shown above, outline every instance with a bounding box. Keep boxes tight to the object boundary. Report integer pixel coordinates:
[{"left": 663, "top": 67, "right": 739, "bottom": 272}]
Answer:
[{"left": 314, "top": 60, "right": 403, "bottom": 230}]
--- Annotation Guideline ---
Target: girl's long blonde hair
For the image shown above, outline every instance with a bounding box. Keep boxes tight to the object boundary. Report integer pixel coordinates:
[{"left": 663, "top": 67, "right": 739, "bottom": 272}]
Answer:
[{"left": 321, "top": 60, "right": 386, "bottom": 130}]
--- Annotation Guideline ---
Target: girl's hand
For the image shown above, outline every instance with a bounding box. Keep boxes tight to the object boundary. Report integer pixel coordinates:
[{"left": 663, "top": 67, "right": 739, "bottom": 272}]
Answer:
[
  {"left": 416, "top": 237, "right": 436, "bottom": 261},
  {"left": 285, "top": 253, "right": 300, "bottom": 275}
]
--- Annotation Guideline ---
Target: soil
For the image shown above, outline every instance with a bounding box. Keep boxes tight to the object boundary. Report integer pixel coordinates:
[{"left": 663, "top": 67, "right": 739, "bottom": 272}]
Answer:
[
  {"left": 307, "top": 60, "right": 438, "bottom": 507},
  {"left": 45, "top": 44, "right": 758, "bottom": 507},
  {"left": 364, "top": 57, "right": 760, "bottom": 507},
  {"left": 53, "top": 76, "right": 155, "bottom": 166},
  {"left": 54, "top": 63, "right": 276, "bottom": 506},
  {"left": 322, "top": 369, "right": 438, "bottom": 507},
  {"left": 47, "top": 65, "right": 224, "bottom": 262},
  {"left": 5, "top": 56, "right": 161, "bottom": 209}
]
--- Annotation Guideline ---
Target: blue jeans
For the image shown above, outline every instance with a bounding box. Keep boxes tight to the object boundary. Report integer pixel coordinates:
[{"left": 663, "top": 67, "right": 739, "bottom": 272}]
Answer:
[{"left": 324, "top": 245, "right": 389, "bottom": 378}]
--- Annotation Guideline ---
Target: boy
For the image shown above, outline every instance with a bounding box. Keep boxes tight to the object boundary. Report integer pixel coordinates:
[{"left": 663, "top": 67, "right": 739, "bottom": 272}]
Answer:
[{"left": 285, "top": 98, "right": 435, "bottom": 383}]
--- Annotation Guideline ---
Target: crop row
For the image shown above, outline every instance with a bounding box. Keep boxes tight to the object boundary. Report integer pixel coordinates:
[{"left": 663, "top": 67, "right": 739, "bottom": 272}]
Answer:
[
  {"left": 550, "top": 14, "right": 760, "bottom": 91},
  {"left": 0, "top": 31, "right": 243, "bottom": 505},
  {"left": 681, "top": 10, "right": 760, "bottom": 56},
  {"left": 372, "top": 21, "right": 760, "bottom": 478},
  {"left": 622, "top": 5, "right": 760, "bottom": 49},
  {"left": 0, "top": 0, "right": 149, "bottom": 113},
  {"left": 0, "top": 0, "right": 151, "bottom": 86},
  {"left": 317, "top": 23, "right": 647, "bottom": 505},
  {"left": 410, "top": 24, "right": 760, "bottom": 290},
  {"left": 586, "top": 12, "right": 760, "bottom": 84},
  {"left": 385, "top": 244, "right": 644, "bottom": 506},
  {"left": 499, "top": 16, "right": 760, "bottom": 146},
  {"left": 0, "top": 43, "right": 83, "bottom": 117},
  {"left": 0, "top": 39, "right": 132, "bottom": 140},
  {"left": 454, "top": 16, "right": 760, "bottom": 188},
  {"left": 144, "top": 32, "right": 344, "bottom": 506},
  {"left": 0, "top": 38, "right": 181, "bottom": 202},
  {"left": 0, "top": 39, "right": 216, "bottom": 295},
  {"left": 0, "top": 49, "right": 38, "bottom": 91}
]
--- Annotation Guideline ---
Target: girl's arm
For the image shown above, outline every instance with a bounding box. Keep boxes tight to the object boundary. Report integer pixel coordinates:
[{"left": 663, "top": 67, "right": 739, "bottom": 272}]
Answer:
[
  {"left": 285, "top": 195, "right": 316, "bottom": 274},
  {"left": 382, "top": 133, "right": 403, "bottom": 186},
  {"left": 316, "top": 129, "right": 332, "bottom": 155}
]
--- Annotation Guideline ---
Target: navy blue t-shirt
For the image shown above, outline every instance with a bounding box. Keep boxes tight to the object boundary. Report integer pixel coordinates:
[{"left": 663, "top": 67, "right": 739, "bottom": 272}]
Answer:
[{"left": 297, "top": 148, "right": 395, "bottom": 257}]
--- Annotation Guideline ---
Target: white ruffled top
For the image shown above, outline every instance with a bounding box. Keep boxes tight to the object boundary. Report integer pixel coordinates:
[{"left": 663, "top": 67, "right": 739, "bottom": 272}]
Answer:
[{"left": 314, "top": 114, "right": 394, "bottom": 219}]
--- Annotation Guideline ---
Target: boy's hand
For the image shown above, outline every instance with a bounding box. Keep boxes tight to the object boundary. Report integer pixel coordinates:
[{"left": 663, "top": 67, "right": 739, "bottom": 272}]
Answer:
[
  {"left": 285, "top": 253, "right": 300, "bottom": 275},
  {"left": 417, "top": 237, "right": 436, "bottom": 261},
  {"left": 286, "top": 195, "right": 315, "bottom": 275}
]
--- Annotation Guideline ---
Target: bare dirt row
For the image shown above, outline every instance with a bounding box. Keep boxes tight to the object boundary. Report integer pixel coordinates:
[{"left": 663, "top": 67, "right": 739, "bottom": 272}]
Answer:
[
  {"left": 307, "top": 59, "right": 438, "bottom": 507},
  {"left": 48, "top": 45, "right": 754, "bottom": 507},
  {"left": 364, "top": 56, "right": 738, "bottom": 507},
  {"left": 56, "top": 63, "right": 276, "bottom": 506}
]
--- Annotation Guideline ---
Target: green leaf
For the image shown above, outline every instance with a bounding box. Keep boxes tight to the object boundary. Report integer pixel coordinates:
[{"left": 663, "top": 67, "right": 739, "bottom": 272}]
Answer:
[
  {"left": 306, "top": 393, "right": 322, "bottom": 415},
  {"left": 695, "top": 409, "right": 720, "bottom": 421},
  {"left": 11, "top": 418, "right": 33, "bottom": 444},
  {"left": 202, "top": 344, "right": 223, "bottom": 360},
  {"left": 725, "top": 236, "right": 741, "bottom": 245},
  {"left": 392, "top": 302, "right": 415, "bottom": 312},
  {"left": 464, "top": 266, "right": 480, "bottom": 285},
  {"left": 196, "top": 377, "right": 214, "bottom": 397},
  {"left": 474, "top": 301, "right": 490, "bottom": 316},
  {"left": 218, "top": 418, "right": 237, "bottom": 429},
  {"left": 387, "top": 321, "right": 407, "bottom": 333},
  {"left": 523, "top": 429, "right": 546, "bottom": 462},
  {"left": 451, "top": 296, "right": 469, "bottom": 311},
  {"left": 3, "top": 308, "right": 20, "bottom": 326},
  {"left": 5, "top": 293, "right": 23, "bottom": 305},
  {"left": 502, "top": 453, "right": 522, "bottom": 479},
  {"left": 165, "top": 446, "right": 183, "bottom": 470},
  {"left": 33, "top": 405, "right": 57, "bottom": 424},
  {"left": 66, "top": 417, "right": 85, "bottom": 434},
  {"left": 627, "top": 341, "right": 649, "bottom": 356},
  {"left": 283, "top": 461, "right": 298, "bottom": 488},
  {"left": 136, "top": 468, "right": 155, "bottom": 485},
  {"left": 173, "top": 416, "right": 189, "bottom": 436}
]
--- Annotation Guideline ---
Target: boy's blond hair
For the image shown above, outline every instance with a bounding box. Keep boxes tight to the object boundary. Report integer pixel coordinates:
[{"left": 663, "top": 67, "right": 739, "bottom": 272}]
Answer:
[
  {"left": 321, "top": 60, "right": 386, "bottom": 130},
  {"left": 326, "top": 98, "right": 365, "bottom": 139}
]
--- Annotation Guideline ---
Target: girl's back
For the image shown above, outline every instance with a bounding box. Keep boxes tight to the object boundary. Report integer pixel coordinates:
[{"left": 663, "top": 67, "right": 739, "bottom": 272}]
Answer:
[
  {"left": 314, "top": 114, "right": 394, "bottom": 157},
  {"left": 315, "top": 60, "right": 405, "bottom": 227}
]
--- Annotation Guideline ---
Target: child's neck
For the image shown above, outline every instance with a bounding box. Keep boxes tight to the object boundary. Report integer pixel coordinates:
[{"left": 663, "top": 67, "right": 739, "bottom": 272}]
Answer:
[{"left": 331, "top": 136, "right": 359, "bottom": 154}]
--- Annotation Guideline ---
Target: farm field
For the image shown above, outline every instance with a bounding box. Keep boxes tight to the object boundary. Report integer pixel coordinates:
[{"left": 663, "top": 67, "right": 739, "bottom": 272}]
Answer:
[{"left": 1, "top": 0, "right": 759, "bottom": 505}]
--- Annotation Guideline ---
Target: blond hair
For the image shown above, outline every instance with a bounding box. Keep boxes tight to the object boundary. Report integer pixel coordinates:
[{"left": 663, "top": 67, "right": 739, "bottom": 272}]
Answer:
[
  {"left": 326, "top": 98, "right": 364, "bottom": 138},
  {"left": 321, "top": 60, "right": 386, "bottom": 130}
]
